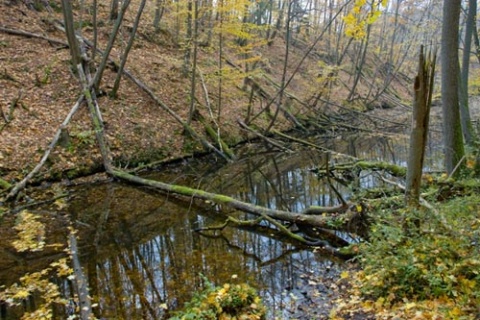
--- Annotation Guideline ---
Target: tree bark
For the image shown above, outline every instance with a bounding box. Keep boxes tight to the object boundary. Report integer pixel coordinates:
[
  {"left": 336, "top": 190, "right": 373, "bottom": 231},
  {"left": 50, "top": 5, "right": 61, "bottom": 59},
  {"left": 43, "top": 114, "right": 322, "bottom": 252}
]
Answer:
[
  {"left": 92, "top": 0, "right": 132, "bottom": 93},
  {"left": 459, "top": 0, "right": 476, "bottom": 145},
  {"left": 61, "top": 0, "right": 81, "bottom": 74},
  {"left": 111, "top": 0, "right": 146, "bottom": 97},
  {"left": 405, "top": 45, "right": 436, "bottom": 207},
  {"left": 441, "top": 0, "right": 465, "bottom": 175}
]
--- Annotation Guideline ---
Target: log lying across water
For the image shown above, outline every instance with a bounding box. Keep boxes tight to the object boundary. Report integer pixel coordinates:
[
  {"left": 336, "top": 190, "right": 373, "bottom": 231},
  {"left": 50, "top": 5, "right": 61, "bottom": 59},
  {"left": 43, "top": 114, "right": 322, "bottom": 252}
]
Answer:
[{"left": 110, "top": 169, "right": 361, "bottom": 229}]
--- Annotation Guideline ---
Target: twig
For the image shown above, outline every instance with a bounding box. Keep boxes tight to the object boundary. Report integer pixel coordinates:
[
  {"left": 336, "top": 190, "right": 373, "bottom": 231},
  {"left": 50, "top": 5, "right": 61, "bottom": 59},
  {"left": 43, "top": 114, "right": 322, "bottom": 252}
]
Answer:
[{"left": 448, "top": 155, "right": 466, "bottom": 179}]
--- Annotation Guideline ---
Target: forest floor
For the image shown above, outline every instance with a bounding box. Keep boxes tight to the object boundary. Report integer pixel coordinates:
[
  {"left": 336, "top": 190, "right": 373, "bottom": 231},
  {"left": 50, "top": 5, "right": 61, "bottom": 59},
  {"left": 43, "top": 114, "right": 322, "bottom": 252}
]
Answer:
[{"left": 0, "top": 0, "right": 412, "bottom": 186}]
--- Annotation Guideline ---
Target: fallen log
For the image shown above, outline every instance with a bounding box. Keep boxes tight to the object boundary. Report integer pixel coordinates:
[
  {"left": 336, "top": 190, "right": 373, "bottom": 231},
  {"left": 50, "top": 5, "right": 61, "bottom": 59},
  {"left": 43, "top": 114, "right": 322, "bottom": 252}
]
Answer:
[
  {"left": 111, "top": 168, "right": 359, "bottom": 229},
  {"left": 6, "top": 96, "right": 84, "bottom": 201}
]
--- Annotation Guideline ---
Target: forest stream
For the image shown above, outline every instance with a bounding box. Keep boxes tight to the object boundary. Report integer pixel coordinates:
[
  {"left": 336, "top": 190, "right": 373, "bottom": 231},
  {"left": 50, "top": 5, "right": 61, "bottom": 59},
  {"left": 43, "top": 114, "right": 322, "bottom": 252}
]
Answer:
[{"left": 0, "top": 132, "right": 444, "bottom": 320}]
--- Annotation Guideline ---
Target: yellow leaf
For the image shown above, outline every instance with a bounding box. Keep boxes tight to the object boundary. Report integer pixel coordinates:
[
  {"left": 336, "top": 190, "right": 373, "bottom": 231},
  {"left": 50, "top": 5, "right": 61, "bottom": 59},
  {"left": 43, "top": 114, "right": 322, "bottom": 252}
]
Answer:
[
  {"left": 340, "top": 271, "right": 349, "bottom": 279},
  {"left": 448, "top": 307, "right": 462, "bottom": 317},
  {"left": 405, "top": 302, "right": 416, "bottom": 309},
  {"left": 375, "top": 297, "right": 384, "bottom": 309},
  {"left": 13, "top": 290, "right": 30, "bottom": 299}
]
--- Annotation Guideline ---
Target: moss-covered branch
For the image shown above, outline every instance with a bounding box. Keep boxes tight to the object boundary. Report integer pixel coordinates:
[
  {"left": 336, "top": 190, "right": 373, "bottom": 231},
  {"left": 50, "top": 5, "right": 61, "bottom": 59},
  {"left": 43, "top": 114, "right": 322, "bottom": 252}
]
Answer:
[
  {"left": 313, "top": 160, "right": 407, "bottom": 178},
  {"left": 111, "top": 169, "right": 360, "bottom": 229}
]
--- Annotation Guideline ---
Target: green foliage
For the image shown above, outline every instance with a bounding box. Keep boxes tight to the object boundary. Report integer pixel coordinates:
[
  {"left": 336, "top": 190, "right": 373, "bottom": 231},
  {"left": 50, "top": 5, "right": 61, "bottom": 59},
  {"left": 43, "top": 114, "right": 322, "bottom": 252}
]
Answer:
[
  {"left": 357, "top": 196, "right": 480, "bottom": 316},
  {"left": 70, "top": 129, "right": 96, "bottom": 147},
  {"left": 34, "top": 64, "right": 52, "bottom": 87},
  {"left": 170, "top": 275, "right": 266, "bottom": 319}
]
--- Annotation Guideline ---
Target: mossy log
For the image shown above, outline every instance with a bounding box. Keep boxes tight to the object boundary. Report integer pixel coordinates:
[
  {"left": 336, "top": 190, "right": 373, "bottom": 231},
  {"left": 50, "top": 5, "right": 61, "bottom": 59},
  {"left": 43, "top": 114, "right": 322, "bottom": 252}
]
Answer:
[
  {"left": 202, "top": 120, "right": 236, "bottom": 160},
  {"left": 111, "top": 169, "right": 359, "bottom": 229},
  {"left": 313, "top": 161, "right": 407, "bottom": 178}
]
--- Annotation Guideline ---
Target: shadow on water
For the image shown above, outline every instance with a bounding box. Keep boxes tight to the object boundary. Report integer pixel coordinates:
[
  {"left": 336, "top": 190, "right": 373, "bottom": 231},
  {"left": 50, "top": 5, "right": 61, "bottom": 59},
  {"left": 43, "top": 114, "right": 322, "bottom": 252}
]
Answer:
[{"left": 0, "top": 133, "right": 444, "bottom": 319}]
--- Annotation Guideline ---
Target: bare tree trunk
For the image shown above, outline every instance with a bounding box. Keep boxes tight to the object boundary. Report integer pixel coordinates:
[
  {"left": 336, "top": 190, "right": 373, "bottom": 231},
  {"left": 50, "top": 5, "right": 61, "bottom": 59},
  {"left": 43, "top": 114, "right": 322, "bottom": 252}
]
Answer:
[
  {"left": 347, "top": 24, "right": 371, "bottom": 101},
  {"left": 187, "top": 0, "right": 198, "bottom": 125},
  {"left": 459, "top": 0, "right": 476, "bottom": 145},
  {"left": 441, "top": 0, "right": 465, "bottom": 175},
  {"left": 110, "top": 0, "right": 118, "bottom": 20},
  {"left": 61, "top": 0, "right": 81, "bottom": 74},
  {"left": 405, "top": 45, "right": 436, "bottom": 208},
  {"left": 182, "top": 0, "right": 193, "bottom": 76},
  {"left": 111, "top": 0, "right": 146, "bottom": 97},
  {"left": 92, "top": 0, "right": 132, "bottom": 93},
  {"left": 217, "top": 0, "right": 224, "bottom": 124},
  {"left": 92, "top": 0, "right": 98, "bottom": 62},
  {"left": 265, "top": 0, "right": 292, "bottom": 133}
]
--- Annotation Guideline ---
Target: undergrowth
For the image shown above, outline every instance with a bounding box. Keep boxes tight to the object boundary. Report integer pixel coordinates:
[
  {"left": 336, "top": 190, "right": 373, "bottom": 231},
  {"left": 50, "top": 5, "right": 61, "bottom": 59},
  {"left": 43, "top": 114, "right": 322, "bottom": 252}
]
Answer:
[
  {"left": 170, "top": 275, "right": 266, "bottom": 320},
  {"left": 332, "top": 192, "right": 480, "bottom": 319}
]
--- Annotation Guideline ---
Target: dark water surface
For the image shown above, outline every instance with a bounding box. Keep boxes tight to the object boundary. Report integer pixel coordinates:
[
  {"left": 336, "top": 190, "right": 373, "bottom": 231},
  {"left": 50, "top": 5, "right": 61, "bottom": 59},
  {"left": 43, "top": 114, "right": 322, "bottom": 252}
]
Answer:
[{"left": 0, "top": 133, "right": 443, "bottom": 319}]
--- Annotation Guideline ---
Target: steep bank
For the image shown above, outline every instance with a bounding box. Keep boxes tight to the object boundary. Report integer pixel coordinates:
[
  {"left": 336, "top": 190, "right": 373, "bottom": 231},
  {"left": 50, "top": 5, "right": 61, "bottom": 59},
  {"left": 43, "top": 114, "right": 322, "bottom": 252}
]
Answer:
[{"left": 0, "top": 0, "right": 410, "bottom": 188}]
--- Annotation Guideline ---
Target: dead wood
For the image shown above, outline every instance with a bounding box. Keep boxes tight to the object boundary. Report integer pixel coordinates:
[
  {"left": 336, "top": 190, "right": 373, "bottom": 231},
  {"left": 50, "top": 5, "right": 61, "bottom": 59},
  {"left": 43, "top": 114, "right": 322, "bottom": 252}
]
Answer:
[
  {"left": 48, "top": 24, "right": 233, "bottom": 162},
  {"left": 202, "top": 118, "right": 236, "bottom": 160},
  {"left": 6, "top": 96, "right": 84, "bottom": 201},
  {"left": 77, "top": 63, "right": 113, "bottom": 171},
  {"left": 405, "top": 46, "right": 436, "bottom": 207},
  {"left": 118, "top": 66, "right": 233, "bottom": 161},
  {"left": 271, "top": 129, "right": 357, "bottom": 161},
  {"left": 195, "top": 214, "right": 355, "bottom": 258},
  {"left": 0, "top": 26, "right": 67, "bottom": 46},
  {"left": 380, "top": 176, "right": 457, "bottom": 237},
  {"left": 110, "top": 168, "right": 358, "bottom": 229},
  {"left": 237, "top": 119, "right": 291, "bottom": 151},
  {"left": 313, "top": 160, "right": 407, "bottom": 178}
]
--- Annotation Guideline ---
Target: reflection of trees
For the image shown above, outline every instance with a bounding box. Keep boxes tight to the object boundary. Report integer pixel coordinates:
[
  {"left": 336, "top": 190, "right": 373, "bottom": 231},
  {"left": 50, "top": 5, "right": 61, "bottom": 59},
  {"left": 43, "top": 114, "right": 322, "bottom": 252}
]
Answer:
[{"left": 72, "top": 189, "right": 339, "bottom": 319}]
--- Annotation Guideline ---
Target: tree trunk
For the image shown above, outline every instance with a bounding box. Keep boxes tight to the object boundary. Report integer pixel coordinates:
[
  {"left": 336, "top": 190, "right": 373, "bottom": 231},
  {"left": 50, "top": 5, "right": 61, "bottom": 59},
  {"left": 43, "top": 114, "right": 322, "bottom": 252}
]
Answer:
[
  {"left": 61, "top": 0, "right": 81, "bottom": 74},
  {"left": 111, "top": 0, "right": 146, "bottom": 97},
  {"left": 459, "top": 0, "right": 476, "bottom": 145},
  {"left": 92, "top": 0, "right": 131, "bottom": 93},
  {"left": 110, "top": 0, "right": 118, "bottom": 20},
  {"left": 405, "top": 45, "right": 436, "bottom": 208},
  {"left": 441, "top": 0, "right": 465, "bottom": 175}
]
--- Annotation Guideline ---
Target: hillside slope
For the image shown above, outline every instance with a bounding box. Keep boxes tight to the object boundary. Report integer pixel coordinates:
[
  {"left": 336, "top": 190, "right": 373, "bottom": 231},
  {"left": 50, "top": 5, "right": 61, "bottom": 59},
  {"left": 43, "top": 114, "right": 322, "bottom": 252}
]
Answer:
[{"left": 0, "top": 0, "right": 410, "bottom": 185}]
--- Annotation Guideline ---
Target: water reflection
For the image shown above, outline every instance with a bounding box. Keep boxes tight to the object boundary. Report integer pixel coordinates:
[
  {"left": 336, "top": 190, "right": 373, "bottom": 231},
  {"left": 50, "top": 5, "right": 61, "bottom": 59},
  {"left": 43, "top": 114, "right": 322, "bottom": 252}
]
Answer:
[
  {"left": 1, "top": 133, "right": 443, "bottom": 319},
  {"left": 62, "top": 181, "right": 340, "bottom": 319}
]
